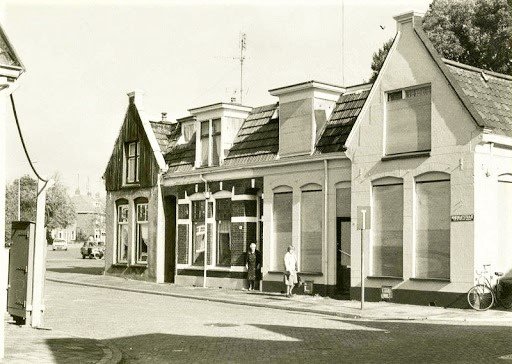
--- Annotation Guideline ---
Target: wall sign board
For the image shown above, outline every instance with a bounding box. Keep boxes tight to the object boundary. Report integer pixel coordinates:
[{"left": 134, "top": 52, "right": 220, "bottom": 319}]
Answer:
[{"left": 451, "top": 214, "right": 474, "bottom": 222}]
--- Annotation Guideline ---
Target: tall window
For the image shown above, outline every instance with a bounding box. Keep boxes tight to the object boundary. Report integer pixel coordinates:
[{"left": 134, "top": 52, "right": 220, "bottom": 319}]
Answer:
[
  {"left": 199, "top": 119, "right": 222, "bottom": 167},
  {"left": 372, "top": 179, "right": 403, "bottom": 277},
  {"left": 386, "top": 84, "right": 431, "bottom": 155},
  {"left": 415, "top": 176, "right": 450, "bottom": 279},
  {"left": 216, "top": 198, "right": 231, "bottom": 266},
  {"left": 272, "top": 191, "right": 293, "bottom": 270},
  {"left": 135, "top": 201, "right": 149, "bottom": 264},
  {"left": 192, "top": 200, "right": 206, "bottom": 265},
  {"left": 212, "top": 119, "right": 221, "bottom": 166},
  {"left": 200, "top": 121, "right": 209, "bottom": 167},
  {"left": 117, "top": 203, "right": 129, "bottom": 263},
  {"left": 301, "top": 189, "right": 323, "bottom": 272},
  {"left": 125, "top": 141, "right": 140, "bottom": 183}
]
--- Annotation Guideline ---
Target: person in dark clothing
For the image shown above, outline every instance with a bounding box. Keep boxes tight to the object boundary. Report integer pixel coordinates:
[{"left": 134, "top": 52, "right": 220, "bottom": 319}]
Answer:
[{"left": 245, "top": 242, "right": 262, "bottom": 291}]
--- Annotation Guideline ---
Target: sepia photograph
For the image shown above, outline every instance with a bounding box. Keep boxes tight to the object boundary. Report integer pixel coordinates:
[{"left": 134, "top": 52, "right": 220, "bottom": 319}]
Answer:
[{"left": 1, "top": 0, "right": 512, "bottom": 362}]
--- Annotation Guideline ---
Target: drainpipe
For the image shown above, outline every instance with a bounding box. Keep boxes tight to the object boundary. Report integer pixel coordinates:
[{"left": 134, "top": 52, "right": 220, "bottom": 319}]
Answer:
[
  {"left": 324, "top": 160, "right": 329, "bottom": 288},
  {"left": 200, "top": 174, "right": 209, "bottom": 288}
]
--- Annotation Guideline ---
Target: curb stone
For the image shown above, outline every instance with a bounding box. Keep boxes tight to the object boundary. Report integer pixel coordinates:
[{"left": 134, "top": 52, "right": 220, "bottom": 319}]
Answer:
[{"left": 96, "top": 340, "right": 123, "bottom": 364}]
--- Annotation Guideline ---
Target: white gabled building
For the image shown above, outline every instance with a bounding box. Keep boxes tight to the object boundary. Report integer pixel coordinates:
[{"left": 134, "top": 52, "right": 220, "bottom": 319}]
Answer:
[{"left": 346, "top": 11, "right": 512, "bottom": 307}]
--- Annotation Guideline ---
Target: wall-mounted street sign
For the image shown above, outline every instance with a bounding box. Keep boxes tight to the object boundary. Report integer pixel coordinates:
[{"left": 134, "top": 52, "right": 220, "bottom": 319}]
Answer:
[
  {"left": 357, "top": 206, "right": 371, "bottom": 230},
  {"left": 451, "top": 214, "right": 474, "bottom": 222}
]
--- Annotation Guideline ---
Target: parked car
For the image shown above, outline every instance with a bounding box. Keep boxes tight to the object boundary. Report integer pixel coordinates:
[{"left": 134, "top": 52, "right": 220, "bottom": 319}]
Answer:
[
  {"left": 52, "top": 238, "right": 68, "bottom": 251},
  {"left": 80, "top": 241, "right": 104, "bottom": 259}
]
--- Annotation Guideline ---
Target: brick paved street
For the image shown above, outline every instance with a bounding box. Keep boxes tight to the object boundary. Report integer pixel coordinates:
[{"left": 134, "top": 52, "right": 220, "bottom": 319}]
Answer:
[{"left": 5, "top": 246, "right": 512, "bottom": 363}]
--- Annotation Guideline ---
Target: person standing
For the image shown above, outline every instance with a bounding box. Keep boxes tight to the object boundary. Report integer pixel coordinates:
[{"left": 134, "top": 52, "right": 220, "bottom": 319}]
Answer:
[
  {"left": 245, "top": 242, "right": 261, "bottom": 291},
  {"left": 283, "top": 246, "right": 298, "bottom": 297}
]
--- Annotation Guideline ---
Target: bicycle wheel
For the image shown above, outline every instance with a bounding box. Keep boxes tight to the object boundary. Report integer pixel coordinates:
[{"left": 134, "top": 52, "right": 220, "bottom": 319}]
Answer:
[
  {"left": 467, "top": 284, "right": 495, "bottom": 311},
  {"left": 496, "top": 283, "right": 512, "bottom": 309}
]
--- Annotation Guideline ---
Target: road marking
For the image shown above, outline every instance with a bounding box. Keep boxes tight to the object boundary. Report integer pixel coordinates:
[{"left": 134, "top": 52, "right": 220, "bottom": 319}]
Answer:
[{"left": 500, "top": 354, "right": 512, "bottom": 360}]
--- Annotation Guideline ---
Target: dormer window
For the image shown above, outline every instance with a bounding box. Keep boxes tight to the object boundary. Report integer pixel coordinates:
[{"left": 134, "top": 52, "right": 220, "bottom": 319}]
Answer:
[
  {"left": 199, "top": 118, "right": 222, "bottom": 167},
  {"left": 385, "top": 84, "right": 431, "bottom": 156},
  {"left": 125, "top": 141, "right": 140, "bottom": 183}
]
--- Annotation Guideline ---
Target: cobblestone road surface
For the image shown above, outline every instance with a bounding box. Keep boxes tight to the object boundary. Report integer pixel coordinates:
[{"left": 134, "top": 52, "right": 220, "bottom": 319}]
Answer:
[{"left": 11, "top": 246, "right": 512, "bottom": 363}]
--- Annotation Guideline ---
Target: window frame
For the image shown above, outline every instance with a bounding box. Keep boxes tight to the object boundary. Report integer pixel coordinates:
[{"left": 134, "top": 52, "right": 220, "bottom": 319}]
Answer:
[
  {"left": 135, "top": 200, "right": 149, "bottom": 265},
  {"left": 116, "top": 202, "right": 129, "bottom": 264},
  {"left": 125, "top": 141, "right": 140, "bottom": 184},
  {"left": 198, "top": 118, "right": 222, "bottom": 167},
  {"left": 414, "top": 173, "right": 451, "bottom": 280},
  {"left": 370, "top": 178, "right": 404, "bottom": 278},
  {"left": 384, "top": 83, "right": 432, "bottom": 157}
]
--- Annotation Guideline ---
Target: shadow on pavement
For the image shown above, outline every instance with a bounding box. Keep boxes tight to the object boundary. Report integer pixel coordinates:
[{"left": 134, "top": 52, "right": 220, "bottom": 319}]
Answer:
[
  {"left": 44, "top": 321, "right": 512, "bottom": 363},
  {"left": 46, "top": 266, "right": 104, "bottom": 275},
  {"left": 45, "top": 337, "right": 106, "bottom": 364}
]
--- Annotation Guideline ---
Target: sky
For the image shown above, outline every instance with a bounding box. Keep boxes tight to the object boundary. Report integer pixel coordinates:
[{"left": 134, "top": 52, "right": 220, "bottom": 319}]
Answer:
[{"left": 3, "top": 0, "right": 432, "bottom": 196}]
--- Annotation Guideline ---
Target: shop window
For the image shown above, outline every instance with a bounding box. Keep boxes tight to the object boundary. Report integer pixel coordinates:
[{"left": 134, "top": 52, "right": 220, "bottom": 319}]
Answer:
[
  {"left": 192, "top": 200, "right": 206, "bottom": 265},
  {"left": 125, "top": 141, "right": 140, "bottom": 183},
  {"left": 177, "top": 224, "right": 189, "bottom": 264},
  {"left": 301, "top": 189, "right": 323, "bottom": 272},
  {"left": 215, "top": 198, "right": 231, "bottom": 267},
  {"left": 116, "top": 202, "right": 129, "bottom": 263},
  {"left": 415, "top": 174, "right": 450, "bottom": 279},
  {"left": 386, "top": 84, "right": 431, "bottom": 155},
  {"left": 135, "top": 199, "right": 149, "bottom": 264},
  {"left": 372, "top": 178, "right": 403, "bottom": 277},
  {"left": 272, "top": 191, "right": 293, "bottom": 271},
  {"left": 178, "top": 204, "right": 189, "bottom": 219}
]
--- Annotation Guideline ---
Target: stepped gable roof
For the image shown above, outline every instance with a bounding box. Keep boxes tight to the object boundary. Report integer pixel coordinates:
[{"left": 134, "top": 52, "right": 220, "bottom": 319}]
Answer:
[
  {"left": 316, "top": 85, "right": 371, "bottom": 153},
  {"left": 223, "top": 103, "right": 279, "bottom": 166},
  {"left": 443, "top": 59, "right": 512, "bottom": 137}
]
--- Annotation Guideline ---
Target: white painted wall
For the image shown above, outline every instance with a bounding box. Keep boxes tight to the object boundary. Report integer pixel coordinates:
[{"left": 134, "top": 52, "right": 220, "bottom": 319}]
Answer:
[{"left": 347, "top": 15, "right": 480, "bottom": 296}]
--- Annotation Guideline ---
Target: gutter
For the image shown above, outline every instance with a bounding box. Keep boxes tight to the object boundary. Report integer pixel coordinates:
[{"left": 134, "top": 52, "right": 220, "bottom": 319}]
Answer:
[{"left": 163, "top": 153, "right": 349, "bottom": 181}]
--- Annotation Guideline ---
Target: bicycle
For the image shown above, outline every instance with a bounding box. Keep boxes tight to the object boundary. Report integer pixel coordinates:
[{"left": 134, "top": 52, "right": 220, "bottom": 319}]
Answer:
[{"left": 467, "top": 264, "right": 512, "bottom": 311}]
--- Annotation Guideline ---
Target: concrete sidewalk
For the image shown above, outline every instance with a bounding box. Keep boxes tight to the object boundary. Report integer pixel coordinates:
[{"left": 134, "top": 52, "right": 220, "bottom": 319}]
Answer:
[
  {"left": 46, "top": 271, "right": 512, "bottom": 324},
  {"left": 1, "top": 315, "right": 122, "bottom": 364}
]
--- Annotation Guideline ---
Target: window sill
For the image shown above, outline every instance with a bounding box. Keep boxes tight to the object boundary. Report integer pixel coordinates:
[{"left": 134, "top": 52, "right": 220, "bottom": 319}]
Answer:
[
  {"left": 122, "top": 183, "right": 141, "bottom": 189},
  {"left": 267, "top": 271, "right": 323, "bottom": 276},
  {"left": 366, "top": 276, "right": 403, "bottom": 280},
  {"left": 409, "top": 277, "right": 450, "bottom": 283},
  {"left": 298, "top": 271, "right": 323, "bottom": 276},
  {"left": 381, "top": 151, "right": 430, "bottom": 161},
  {"left": 112, "top": 263, "right": 128, "bottom": 267},
  {"left": 132, "top": 263, "right": 148, "bottom": 268}
]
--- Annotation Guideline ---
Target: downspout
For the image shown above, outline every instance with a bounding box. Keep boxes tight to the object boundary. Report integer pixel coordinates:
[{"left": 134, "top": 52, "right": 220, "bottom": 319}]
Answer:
[
  {"left": 200, "top": 174, "right": 209, "bottom": 288},
  {"left": 324, "top": 159, "right": 329, "bottom": 288}
]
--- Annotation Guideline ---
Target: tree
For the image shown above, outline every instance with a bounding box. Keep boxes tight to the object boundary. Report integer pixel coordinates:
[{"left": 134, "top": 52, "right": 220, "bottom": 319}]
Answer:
[
  {"left": 4, "top": 174, "right": 76, "bottom": 242},
  {"left": 369, "top": 0, "right": 512, "bottom": 81},
  {"left": 369, "top": 38, "right": 394, "bottom": 83}
]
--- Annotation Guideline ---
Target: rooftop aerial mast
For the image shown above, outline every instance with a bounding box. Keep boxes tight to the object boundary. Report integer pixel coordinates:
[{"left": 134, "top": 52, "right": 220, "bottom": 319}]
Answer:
[{"left": 234, "top": 33, "right": 247, "bottom": 104}]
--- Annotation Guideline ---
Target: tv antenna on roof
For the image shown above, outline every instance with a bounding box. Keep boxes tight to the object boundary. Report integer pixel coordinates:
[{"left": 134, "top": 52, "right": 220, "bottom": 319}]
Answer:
[{"left": 233, "top": 33, "right": 247, "bottom": 104}]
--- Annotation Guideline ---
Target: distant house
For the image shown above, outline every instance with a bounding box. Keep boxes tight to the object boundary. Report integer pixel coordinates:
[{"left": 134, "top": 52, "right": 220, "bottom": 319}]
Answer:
[
  {"left": 51, "top": 190, "right": 106, "bottom": 243},
  {"left": 102, "top": 11, "right": 512, "bottom": 307}
]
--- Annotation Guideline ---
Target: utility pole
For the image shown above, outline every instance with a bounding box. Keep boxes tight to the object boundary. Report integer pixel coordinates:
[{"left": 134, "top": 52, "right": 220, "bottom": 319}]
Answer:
[
  {"left": 234, "top": 33, "right": 247, "bottom": 104},
  {"left": 17, "top": 177, "right": 21, "bottom": 220}
]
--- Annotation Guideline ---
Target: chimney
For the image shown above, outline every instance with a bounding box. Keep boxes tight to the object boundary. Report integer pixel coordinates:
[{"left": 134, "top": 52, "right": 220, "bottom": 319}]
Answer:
[
  {"left": 269, "top": 81, "right": 344, "bottom": 157},
  {"left": 393, "top": 10, "right": 424, "bottom": 32},
  {"left": 127, "top": 90, "right": 145, "bottom": 109},
  {"left": 161, "top": 112, "right": 167, "bottom": 122}
]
